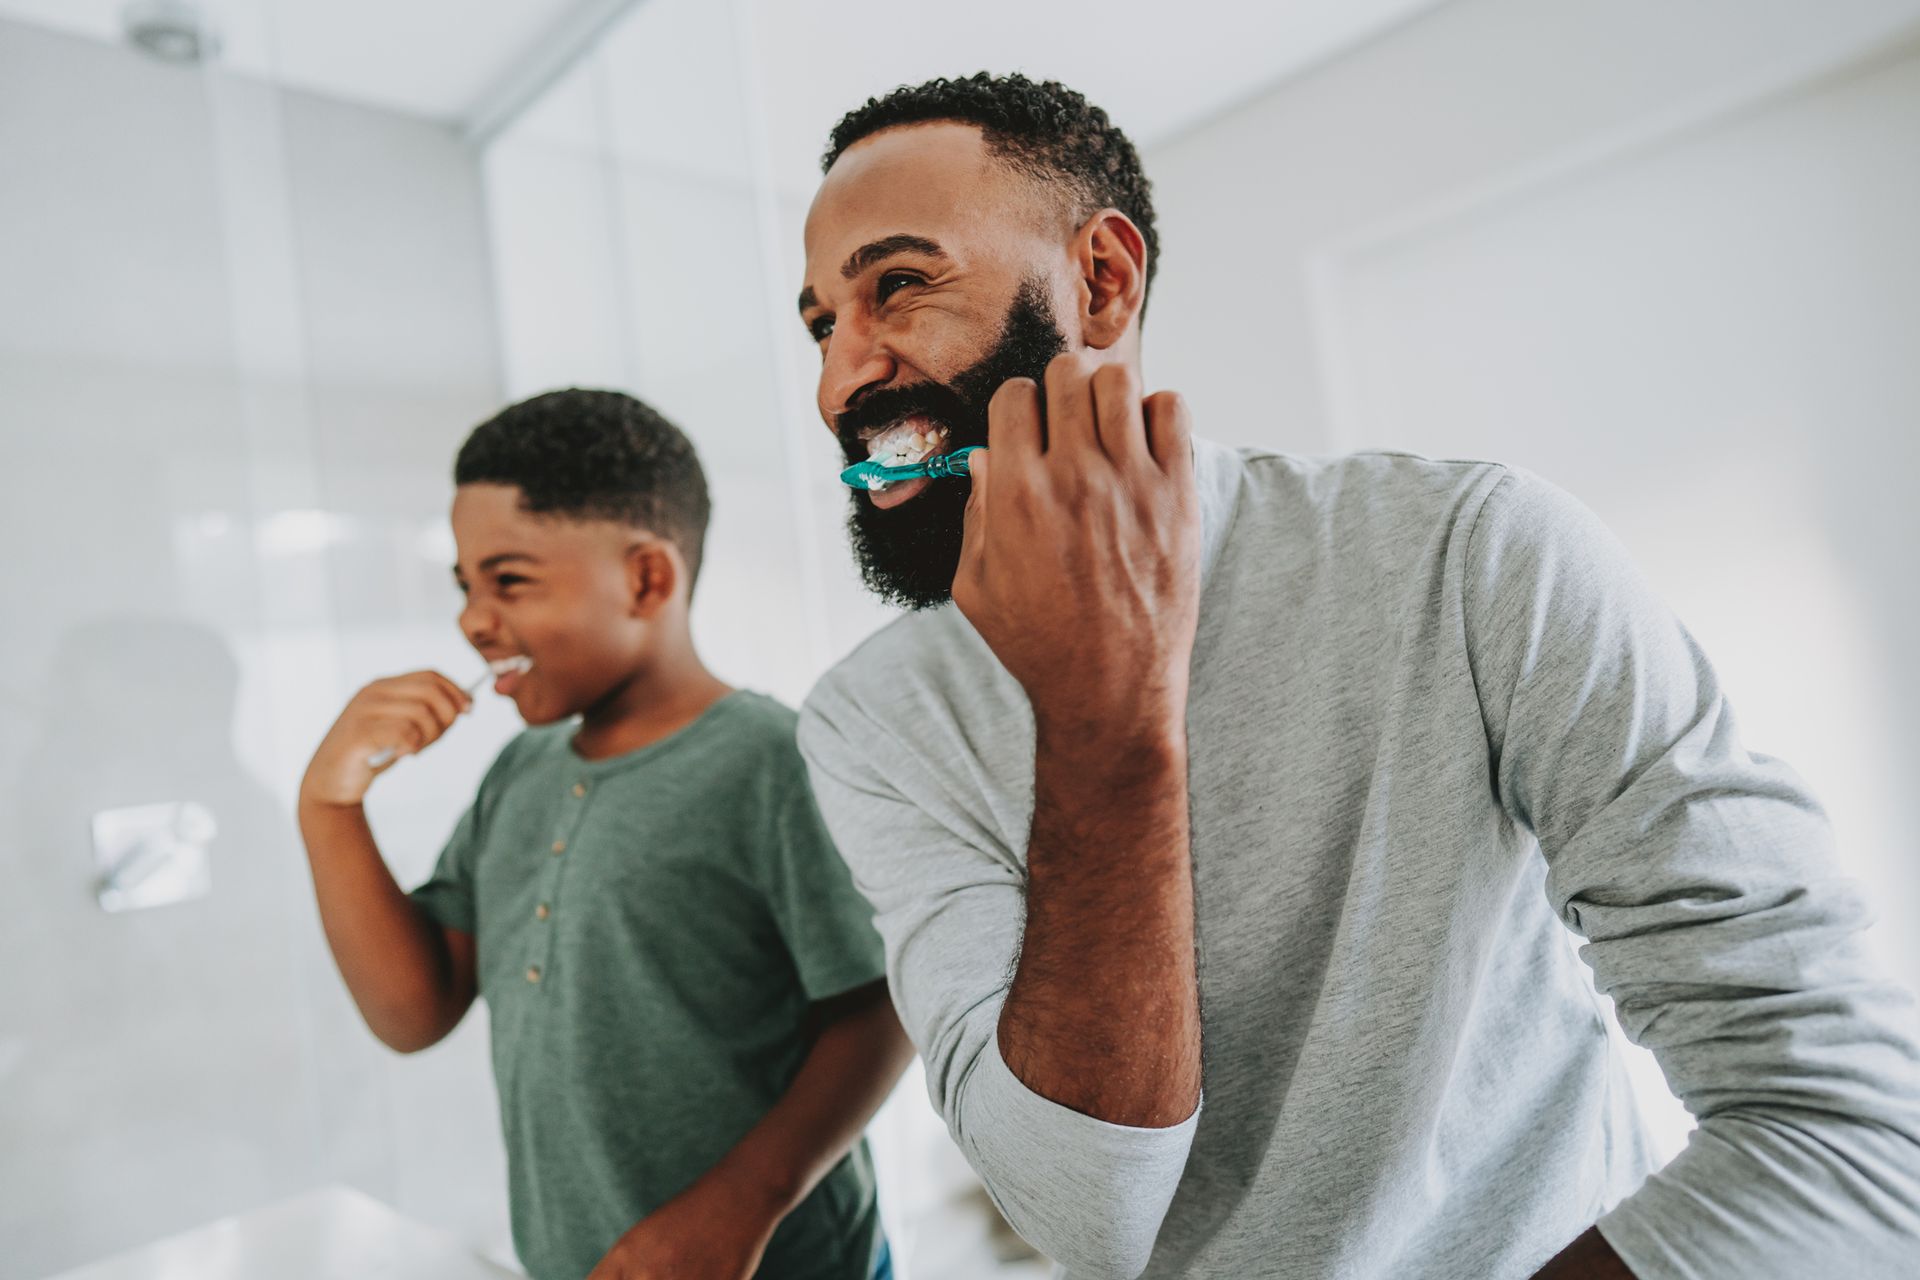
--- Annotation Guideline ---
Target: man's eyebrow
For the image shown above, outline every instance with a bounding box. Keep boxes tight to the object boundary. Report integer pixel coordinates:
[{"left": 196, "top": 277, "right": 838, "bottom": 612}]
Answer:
[
  {"left": 797, "top": 235, "right": 947, "bottom": 317},
  {"left": 841, "top": 234, "right": 945, "bottom": 280}
]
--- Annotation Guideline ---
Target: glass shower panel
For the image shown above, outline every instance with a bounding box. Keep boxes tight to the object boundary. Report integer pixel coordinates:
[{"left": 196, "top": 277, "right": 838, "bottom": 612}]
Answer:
[
  {"left": 0, "top": 31, "right": 322, "bottom": 1279},
  {"left": 0, "top": 15, "right": 515, "bottom": 1274}
]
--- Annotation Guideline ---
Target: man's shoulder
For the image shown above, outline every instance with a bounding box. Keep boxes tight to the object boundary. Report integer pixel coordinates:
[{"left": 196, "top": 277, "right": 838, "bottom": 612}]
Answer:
[
  {"left": 1218, "top": 445, "right": 1514, "bottom": 571},
  {"left": 800, "top": 606, "right": 1017, "bottom": 770},
  {"left": 1237, "top": 445, "right": 1508, "bottom": 520},
  {"left": 1253, "top": 452, "right": 1617, "bottom": 574},
  {"left": 807, "top": 604, "right": 982, "bottom": 703}
]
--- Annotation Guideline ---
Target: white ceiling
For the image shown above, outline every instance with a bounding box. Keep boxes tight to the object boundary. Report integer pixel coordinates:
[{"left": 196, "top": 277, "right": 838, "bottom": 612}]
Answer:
[
  {"left": 0, "top": 0, "right": 590, "bottom": 121},
  {"left": 0, "top": 0, "right": 1446, "bottom": 148},
  {"left": 758, "top": 0, "right": 1440, "bottom": 148},
  {"left": 745, "top": 0, "right": 1447, "bottom": 196}
]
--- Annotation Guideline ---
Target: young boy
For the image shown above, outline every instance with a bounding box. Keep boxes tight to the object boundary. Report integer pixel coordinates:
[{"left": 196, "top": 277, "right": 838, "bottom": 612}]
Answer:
[{"left": 298, "top": 389, "right": 910, "bottom": 1280}]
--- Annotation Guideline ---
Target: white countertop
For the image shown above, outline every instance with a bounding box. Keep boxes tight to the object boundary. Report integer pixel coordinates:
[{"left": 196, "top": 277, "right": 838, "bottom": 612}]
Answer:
[{"left": 43, "top": 1186, "right": 524, "bottom": 1280}]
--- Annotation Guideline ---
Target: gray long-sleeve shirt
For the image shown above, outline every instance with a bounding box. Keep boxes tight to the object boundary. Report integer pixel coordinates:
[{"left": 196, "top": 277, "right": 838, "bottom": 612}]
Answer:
[{"left": 798, "top": 440, "right": 1920, "bottom": 1279}]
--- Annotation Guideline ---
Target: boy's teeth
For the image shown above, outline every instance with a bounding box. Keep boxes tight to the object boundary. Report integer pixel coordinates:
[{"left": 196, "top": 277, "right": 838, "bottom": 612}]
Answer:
[{"left": 491, "top": 656, "right": 533, "bottom": 675}]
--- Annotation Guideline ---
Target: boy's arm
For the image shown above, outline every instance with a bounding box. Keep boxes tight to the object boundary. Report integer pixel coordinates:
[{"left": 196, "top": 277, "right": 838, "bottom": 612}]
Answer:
[
  {"left": 298, "top": 669, "right": 480, "bottom": 1054},
  {"left": 586, "top": 980, "right": 912, "bottom": 1280},
  {"left": 297, "top": 799, "right": 477, "bottom": 1053}
]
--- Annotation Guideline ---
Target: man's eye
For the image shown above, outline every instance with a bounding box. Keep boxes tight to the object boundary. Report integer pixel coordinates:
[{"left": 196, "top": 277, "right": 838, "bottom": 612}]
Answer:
[
  {"left": 876, "top": 272, "right": 918, "bottom": 305},
  {"left": 809, "top": 315, "right": 835, "bottom": 342}
]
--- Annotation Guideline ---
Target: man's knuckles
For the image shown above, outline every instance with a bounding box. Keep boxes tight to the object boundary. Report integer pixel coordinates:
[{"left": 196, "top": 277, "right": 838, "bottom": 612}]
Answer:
[
  {"left": 1143, "top": 388, "right": 1186, "bottom": 418},
  {"left": 1043, "top": 351, "right": 1095, "bottom": 388},
  {"left": 1090, "top": 361, "right": 1141, "bottom": 405},
  {"left": 987, "top": 377, "right": 1041, "bottom": 424}
]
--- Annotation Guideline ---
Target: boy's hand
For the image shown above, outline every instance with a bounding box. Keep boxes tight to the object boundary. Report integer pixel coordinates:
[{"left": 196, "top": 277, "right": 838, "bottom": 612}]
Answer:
[
  {"left": 584, "top": 1172, "right": 779, "bottom": 1280},
  {"left": 952, "top": 353, "right": 1201, "bottom": 746},
  {"left": 299, "top": 671, "right": 472, "bottom": 809}
]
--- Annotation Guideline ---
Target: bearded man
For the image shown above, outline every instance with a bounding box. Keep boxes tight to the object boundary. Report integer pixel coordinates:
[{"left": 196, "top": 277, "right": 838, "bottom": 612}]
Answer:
[{"left": 793, "top": 73, "right": 1920, "bottom": 1280}]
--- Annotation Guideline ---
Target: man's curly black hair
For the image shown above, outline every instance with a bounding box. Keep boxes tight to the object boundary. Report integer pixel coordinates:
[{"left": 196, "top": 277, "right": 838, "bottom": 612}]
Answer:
[
  {"left": 454, "top": 388, "right": 711, "bottom": 587},
  {"left": 823, "top": 72, "right": 1159, "bottom": 313}
]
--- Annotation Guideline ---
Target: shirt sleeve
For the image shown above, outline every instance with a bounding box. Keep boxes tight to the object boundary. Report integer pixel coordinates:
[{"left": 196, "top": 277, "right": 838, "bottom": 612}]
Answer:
[
  {"left": 764, "top": 764, "right": 889, "bottom": 1002},
  {"left": 799, "top": 695, "right": 1196, "bottom": 1279},
  {"left": 1462, "top": 469, "right": 1920, "bottom": 1278},
  {"left": 408, "top": 734, "right": 523, "bottom": 935},
  {"left": 409, "top": 802, "right": 482, "bottom": 934}
]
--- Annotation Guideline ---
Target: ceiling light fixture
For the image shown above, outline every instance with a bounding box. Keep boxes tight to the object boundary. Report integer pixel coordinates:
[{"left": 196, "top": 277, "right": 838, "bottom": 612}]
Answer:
[{"left": 120, "top": 0, "right": 222, "bottom": 66}]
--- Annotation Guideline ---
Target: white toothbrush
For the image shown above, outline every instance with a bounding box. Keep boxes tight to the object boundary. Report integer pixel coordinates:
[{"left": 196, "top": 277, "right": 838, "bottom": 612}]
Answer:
[{"left": 366, "top": 656, "right": 533, "bottom": 769}]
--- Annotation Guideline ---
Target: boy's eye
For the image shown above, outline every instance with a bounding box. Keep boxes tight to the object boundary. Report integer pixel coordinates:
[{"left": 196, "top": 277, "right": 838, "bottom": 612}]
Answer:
[
  {"left": 875, "top": 271, "right": 918, "bottom": 305},
  {"left": 496, "top": 574, "right": 530, "bottom": 590}
]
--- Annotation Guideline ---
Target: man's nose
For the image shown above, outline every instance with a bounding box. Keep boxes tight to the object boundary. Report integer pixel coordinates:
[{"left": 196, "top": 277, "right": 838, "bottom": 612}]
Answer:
[{"left": 819, "top": 320, "right": 895, "bottom": 424}]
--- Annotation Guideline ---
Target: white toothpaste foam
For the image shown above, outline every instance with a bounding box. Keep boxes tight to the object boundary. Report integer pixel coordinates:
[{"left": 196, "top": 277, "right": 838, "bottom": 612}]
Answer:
[{"left": 865, "top": 422, "right": 949, "bottom": 489}]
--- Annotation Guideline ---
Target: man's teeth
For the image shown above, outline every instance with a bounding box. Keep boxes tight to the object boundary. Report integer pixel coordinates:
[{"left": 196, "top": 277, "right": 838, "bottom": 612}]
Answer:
[
  {"left": 866, "top": 422, "right": 948, "bottom": 469},
  {"left": 490, "top": 656, "right": 533, "bottom": 676}
]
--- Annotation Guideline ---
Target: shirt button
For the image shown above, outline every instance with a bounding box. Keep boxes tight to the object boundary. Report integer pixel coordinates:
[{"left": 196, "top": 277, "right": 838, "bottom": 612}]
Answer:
[
  {"left": 525, "top": 966, "right": 541, "bottom": 984},
  {"left": 571, "top": 782, "right": 587, "bottom": 798},
  {"left": 535, "top": 903, "right": 550, "bottom": 921},
  {"left": 550, "top": 839, "right": 566, "bottom": 855}
]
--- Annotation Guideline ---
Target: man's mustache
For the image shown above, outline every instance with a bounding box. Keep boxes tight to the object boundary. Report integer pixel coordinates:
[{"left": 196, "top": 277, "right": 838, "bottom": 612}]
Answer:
[{"left": 833, "top": 380, "right": 982, "bottom": 466}]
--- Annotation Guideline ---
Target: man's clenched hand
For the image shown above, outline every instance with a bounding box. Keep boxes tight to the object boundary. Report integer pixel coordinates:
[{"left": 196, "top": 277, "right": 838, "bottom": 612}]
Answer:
[{"left": 953, "top": 352, "right": 1200, "bottom": 748}]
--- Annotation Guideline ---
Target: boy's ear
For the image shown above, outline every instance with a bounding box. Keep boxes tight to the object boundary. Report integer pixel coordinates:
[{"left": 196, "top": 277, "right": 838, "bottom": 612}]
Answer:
[{"left": 626, "top": 540, "right": 680, "bottom": 617}]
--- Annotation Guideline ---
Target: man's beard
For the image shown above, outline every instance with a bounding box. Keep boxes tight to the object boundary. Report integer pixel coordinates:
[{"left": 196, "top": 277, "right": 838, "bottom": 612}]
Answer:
[{"left": 836, "top": 278, "right": 1068, "bottom": 610}]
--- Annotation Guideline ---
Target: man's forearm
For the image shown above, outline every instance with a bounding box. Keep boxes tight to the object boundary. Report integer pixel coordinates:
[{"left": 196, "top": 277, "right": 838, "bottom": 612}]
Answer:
[
  {"left": 1530, "top": 1226, "right": 1636, "bottom": 1279},
  {"left": 997, "top": 716, "right": 1202, "bottom": 1129},
  {"left": 297, "top": 798, "right": 470, "bottom": 1052},
  {"left": 708, "top": 981, "right": 913, "bottom": 1216}
]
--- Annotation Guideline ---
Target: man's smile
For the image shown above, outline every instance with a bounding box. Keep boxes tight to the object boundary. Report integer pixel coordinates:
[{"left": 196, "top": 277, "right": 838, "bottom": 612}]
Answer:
[{"left": 860, "top": 416, "right": 951, "bottom": 509}]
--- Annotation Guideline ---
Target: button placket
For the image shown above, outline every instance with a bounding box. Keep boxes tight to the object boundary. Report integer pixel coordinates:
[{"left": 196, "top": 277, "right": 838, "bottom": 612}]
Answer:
[{"left": 527, "top": 775, "right": 593, "bottom": 992}]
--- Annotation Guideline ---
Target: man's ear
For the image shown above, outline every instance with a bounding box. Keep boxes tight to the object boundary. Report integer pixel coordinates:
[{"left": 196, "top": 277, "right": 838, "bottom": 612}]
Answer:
[
  {"left": 1074, "top": 208, "right": 1147, "bottom": 350},
  {"left": 626, "top": 540, "right": 681, "bottom": 618}
]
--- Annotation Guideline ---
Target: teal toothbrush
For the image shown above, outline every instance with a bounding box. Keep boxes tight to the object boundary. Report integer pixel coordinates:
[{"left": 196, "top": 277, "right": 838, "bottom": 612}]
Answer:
[{"left": 839, "top": 445, "right": 982, "bottom": 491}]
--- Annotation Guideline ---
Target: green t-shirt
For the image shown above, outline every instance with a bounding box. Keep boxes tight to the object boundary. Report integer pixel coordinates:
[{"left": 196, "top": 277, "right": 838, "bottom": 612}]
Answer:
[{"left": 411, "top": 691, "right": 888, "bottom": 1280}]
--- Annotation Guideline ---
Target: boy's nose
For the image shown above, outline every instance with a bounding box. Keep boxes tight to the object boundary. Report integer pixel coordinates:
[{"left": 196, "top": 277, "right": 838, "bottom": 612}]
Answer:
[{"left": 459, "top": 599, "right": 498, "bottom": 648}]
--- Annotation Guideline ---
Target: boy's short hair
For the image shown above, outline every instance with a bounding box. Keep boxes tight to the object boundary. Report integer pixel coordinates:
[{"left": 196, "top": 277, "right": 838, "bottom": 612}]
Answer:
[{"left": 455, "top": 389, "right": 711, "bottom": 586}]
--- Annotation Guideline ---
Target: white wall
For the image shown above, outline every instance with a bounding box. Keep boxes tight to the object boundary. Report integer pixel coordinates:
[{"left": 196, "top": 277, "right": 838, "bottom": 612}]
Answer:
[
  {"left": 1145, "top": 0, "right": 1920, "bottom": 1152},
  {"left": 1143, "top": 0, "right": 1920, "bottom": 444},
  {"left": 0, "top": 20, "right": 514, "bottom": 1276}
]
